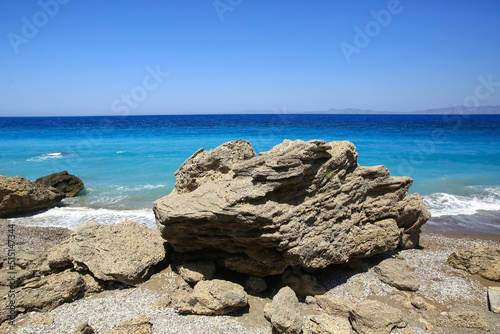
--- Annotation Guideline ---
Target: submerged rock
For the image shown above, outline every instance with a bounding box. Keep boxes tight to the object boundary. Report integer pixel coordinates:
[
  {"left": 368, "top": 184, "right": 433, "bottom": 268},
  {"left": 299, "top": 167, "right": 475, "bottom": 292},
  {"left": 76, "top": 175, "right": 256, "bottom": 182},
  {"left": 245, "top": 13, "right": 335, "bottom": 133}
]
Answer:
[
  {"left": 48, "top": 221, "right": 166, "bottom": 285},
  {"left": 154, "top": 139, "right": 430, "bottom": 276},
  {"left": 0, "top": 175, "right": 65, "bottom": 217},
  {"left": 35, "top": 171, "right": 84, "bottom": 197}
]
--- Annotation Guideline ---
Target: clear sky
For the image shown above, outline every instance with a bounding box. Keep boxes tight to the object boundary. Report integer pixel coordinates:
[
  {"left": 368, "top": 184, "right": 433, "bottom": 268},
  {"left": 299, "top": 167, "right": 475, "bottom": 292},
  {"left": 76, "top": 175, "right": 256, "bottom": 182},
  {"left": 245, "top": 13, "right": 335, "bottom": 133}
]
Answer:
[{"left": 1, "top": 0, "right": 499, "bottom": 116}]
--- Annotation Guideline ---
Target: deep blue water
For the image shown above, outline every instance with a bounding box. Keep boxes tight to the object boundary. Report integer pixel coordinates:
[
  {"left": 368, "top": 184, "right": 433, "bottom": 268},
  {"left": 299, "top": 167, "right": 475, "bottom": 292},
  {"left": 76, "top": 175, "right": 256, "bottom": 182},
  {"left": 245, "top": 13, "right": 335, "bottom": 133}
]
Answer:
[{"left": 1, "top": 114, "right": 499, "bottom": 234}]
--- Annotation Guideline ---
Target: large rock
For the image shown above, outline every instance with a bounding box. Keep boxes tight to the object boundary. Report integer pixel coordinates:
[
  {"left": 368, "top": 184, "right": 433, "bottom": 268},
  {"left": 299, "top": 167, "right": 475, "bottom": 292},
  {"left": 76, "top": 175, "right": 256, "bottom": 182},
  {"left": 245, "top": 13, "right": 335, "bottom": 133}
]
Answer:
[
  {"left": 374, "top": 258, "right": 420, "bottom": 291},
  {"left": 35, "top": 171, "right": 84, "bottom": 197},
  {"left": 1, "top": 270, "right": 85, "bottom": 319},
  {"left": 48, "top": 221, "right": 166, "bottom": 285},
  {"left": 174, "top": 279, "right": 248, "bottom": 315},
  {"left": 153, "top": 139, "right": 430, "bottom": 276},
  {"left": 447, "top": 245, "right": 500, "bottom": 281},
  {"left": 267, "top": 286, "right": 303, "bottom": 334},
  {"left": 349, "top": 299, "right": 405, "bottom": 334},
  {"left": 0, "top": 175, "right": 64, "bottom": 217}
]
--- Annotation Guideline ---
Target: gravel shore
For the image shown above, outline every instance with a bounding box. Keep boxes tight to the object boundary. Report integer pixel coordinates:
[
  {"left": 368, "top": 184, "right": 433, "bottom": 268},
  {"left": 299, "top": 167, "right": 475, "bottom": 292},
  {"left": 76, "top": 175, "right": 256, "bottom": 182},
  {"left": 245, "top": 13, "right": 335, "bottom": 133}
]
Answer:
[{"left": 1, "top": 219, "right": 499, "bottom": 333}]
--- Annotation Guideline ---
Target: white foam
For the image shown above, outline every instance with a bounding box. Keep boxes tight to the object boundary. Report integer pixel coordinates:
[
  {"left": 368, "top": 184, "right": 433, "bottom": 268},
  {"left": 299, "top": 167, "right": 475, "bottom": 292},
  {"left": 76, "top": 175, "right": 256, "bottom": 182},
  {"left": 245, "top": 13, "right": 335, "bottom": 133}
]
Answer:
[
  {"left": 27, "top": 152, "right": 69, "bottom": 162},
  {"left": 424, "top": 187, "right": 500, "bottom": 217},
  {"left": 10, "top": 206, "right": 156, "bottom": 229}
]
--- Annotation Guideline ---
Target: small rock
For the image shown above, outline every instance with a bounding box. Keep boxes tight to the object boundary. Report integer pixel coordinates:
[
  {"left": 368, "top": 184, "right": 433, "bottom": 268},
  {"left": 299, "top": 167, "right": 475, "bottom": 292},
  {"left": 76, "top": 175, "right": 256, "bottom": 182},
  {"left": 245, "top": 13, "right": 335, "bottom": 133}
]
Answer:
[
  {"left": 303, "top": 314, "right": 352, "bottom": 334},
  {"left": 350, "top": 299, "right": 405, "bottom": 334},
  {"left": 29, "top": 312, "right": 54, "bottom": 325},
  {"left": 346, "top": 279, "right": 365, "bottom": 299},
  {"left": 437, "top": 309, "right": 490, "bottom": 331},
  {"left": 314, "top": 295, "right": 353, "bottom": 318},
  {"left": 35, "top": 171, "right": 84, "bottom": 197},
  {"left": 245, "top": 276, "right": 267, "bottom": 293},
  {"left": 411, "top": 296, "right": 427, "bottom": 310},
  {"left": 177, "top": 261, "right": 215, "bottom": 284},
  {"left": 305, "top": 296, "right": 317, "bottom": 305},
  {"left": 447, "top": 245, "right": 500, "bottom": 281},
  {"left": 488, "top": 286, "right": 500, "bottom": 313},
  {"left": 282, "top": 270, "right": 326, "bottom": 297},
  {"left": 374, "top": 258, "right": 420, "bottom": 291},
  {"left": 74, "top": 322, "right": 95, "bottom": 334},
  {"left": 267, "top": 286, "right": 303, "bottom": 334},
  {"left": 369, "top": 284, "right": 382, "bottom": 294},
  {"left": 175, "top": 279, "right": 248, "bottom": 315},
  {"left": 109, "top": 315, "right": 152, "bottom": 334}
]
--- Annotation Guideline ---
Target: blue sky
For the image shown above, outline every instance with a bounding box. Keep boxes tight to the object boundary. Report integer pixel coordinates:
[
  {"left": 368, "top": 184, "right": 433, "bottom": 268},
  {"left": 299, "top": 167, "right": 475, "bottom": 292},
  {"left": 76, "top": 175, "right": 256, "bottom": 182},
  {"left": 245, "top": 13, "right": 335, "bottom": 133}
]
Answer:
[{"left": 1, "top": 0, "right": 499, "bottom": 116}]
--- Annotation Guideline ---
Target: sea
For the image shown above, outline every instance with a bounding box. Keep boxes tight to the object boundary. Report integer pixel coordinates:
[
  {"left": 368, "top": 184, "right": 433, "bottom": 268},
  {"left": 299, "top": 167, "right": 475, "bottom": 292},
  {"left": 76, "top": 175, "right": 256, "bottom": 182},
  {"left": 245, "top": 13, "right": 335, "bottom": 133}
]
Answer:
[{"left": 1, "top": 114, "right": 499, "bottom": 235}]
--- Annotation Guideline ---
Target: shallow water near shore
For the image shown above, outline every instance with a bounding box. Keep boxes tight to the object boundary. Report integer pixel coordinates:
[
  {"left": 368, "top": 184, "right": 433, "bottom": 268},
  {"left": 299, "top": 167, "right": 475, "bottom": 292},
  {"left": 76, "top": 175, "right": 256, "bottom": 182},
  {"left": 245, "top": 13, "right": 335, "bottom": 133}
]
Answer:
[{"left": 1, "top": 114, "right": 499, "bottom": 234}]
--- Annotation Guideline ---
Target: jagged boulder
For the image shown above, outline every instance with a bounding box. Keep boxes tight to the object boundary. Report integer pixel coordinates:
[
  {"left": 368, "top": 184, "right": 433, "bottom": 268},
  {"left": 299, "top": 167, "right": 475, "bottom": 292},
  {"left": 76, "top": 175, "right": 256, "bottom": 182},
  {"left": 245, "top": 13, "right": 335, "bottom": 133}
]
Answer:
[
  {"left": 0, "top": 175, "right": 65, "bottom": 217},
  {"left": 48, "top": 221, "right": 166, "bottom": 285},
  {"left": 35, "top": 171, "right": 84, "bottom": 197},
  {"left": 154, "top": 139, "right": 430, "bottom": 276}
]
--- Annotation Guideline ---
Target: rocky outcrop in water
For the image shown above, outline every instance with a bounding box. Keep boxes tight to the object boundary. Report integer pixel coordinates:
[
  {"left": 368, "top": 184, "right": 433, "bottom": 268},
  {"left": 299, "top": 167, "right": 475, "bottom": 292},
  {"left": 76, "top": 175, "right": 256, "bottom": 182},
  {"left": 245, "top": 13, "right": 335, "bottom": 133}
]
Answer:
[
  {"left": 154, "top": 139, "right": 430, "bottom": 276},
  {"left": 35, "top": 171, "right": 84, "bottom": 197},
  {"left": 0, "top": 176, "right": 65, "bottom": 217}
]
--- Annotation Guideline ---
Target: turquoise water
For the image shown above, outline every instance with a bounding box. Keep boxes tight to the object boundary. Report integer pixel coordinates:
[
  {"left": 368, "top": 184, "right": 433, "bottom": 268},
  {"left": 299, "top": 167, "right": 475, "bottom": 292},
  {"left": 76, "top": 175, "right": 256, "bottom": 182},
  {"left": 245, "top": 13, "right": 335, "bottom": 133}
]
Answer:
[{"left": 1, "top": 114, "right": 499, "bottom": 234}]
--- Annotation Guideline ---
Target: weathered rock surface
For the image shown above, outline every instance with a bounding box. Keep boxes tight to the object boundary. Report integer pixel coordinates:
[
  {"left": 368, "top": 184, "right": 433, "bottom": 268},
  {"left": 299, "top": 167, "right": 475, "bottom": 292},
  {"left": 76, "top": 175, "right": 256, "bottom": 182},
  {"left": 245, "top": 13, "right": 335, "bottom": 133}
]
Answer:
[
  {"left": 437, "top": 309, "right": 490, "bottom": 331},
  {"left": 488, "top": 286, "right": 500, "bottom": 313},
  {"left": 0, "top": 175, "right": 65, "bottom": 217},
  {"left": 35, "top": 171, "right": 84, "bottom": 197},
  {"left": 177, "top": 261, "right": 215, "bottom": 284},
  {"left": 303, "top": 314, "right": 353, "bottom": 334},
  {"left": 48, "top": 221, "right": 166, "bottom": 285},
  {"left": 154, "top": 139, "right": 430, "bottom": 276},
  {"left": 1, "top": 270, "right": 85, "bottom": 318},
  {"left": 314, "top": 295, "right": 353, "bottom": 318},
  {"left": 0, "top": 251, "right": 52, "bottom": 287},
  {"left": 109, "top": 315, "right": 152, "bottom": 334},
  {"left": 447, "top": 245, "right": 500, "bottom": 281},
  {"left": 174, "top": 279, "right": 248, "bottom": 315},
  {"left": 374, "top": 258, "right": 420, "bottom": 291},
  {"left": 349, "top": 299, "right": 405, "bottom": 334},
  {"left": 267, "top": 286, "right": 303, "bottom": 334}
]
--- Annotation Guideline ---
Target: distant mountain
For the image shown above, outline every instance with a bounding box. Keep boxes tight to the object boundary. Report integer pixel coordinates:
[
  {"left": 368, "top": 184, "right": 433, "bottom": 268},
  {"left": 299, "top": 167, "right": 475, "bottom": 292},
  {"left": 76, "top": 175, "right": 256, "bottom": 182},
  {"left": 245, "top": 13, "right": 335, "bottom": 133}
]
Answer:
[
  {"left": 241, "top": 105, "right": 500, "bottom": 115},
  {"left": 411, "top": 105, "right": 500, "bottom": 115},
  {"left": 317, "top": 105, "right": 500, "bottom": 115}
]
